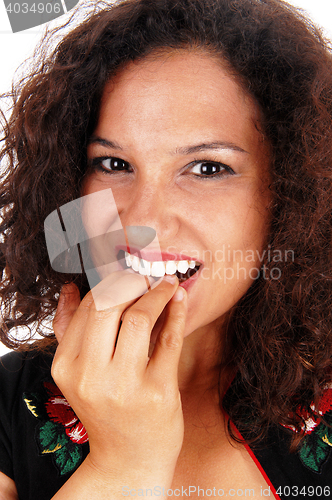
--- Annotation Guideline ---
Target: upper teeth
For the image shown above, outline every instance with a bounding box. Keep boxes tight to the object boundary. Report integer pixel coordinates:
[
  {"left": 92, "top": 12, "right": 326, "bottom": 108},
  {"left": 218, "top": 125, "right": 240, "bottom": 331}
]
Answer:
[{"left": 124, "top": 251, "right": 197, "bottom": 277}]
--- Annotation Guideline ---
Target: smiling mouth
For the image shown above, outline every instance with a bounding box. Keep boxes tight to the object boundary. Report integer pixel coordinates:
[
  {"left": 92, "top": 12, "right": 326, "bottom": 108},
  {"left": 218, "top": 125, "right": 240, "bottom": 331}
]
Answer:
[{"left": 117, "top": 250, "right": 201, "bottom": 283}]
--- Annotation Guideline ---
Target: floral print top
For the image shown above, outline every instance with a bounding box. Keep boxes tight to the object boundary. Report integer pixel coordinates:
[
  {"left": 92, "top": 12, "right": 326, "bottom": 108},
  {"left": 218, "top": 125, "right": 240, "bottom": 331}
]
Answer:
[
  {"left": 280, "top": 383, "right": 332, "bottom": 474},
  {"left": 23, "top": 380, "right": 88, "bottom": 475},
  {"left": 0, "top": 350, "right": 331, "bottom": 500}
]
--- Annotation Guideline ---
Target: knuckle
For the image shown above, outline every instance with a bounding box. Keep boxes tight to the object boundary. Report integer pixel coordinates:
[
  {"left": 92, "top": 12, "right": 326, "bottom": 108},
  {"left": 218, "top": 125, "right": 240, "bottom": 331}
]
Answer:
[
  {"left": 158, "top": 328, "right": 182, "bottom": 350},
  {"left": 109, "top": 387, "right": 130, "bottom": 408},
  {"left": 76, "top": 377, "right": 96, "bottom": 404},
  {"left": 75, "top": 376, "right": 88, "bottom": 400},
  {"left": 123, "top": 308, "right": 153, "bottom": 331},
  {"left": 51, "top": 357, "right": 67, "bottom": 387}
]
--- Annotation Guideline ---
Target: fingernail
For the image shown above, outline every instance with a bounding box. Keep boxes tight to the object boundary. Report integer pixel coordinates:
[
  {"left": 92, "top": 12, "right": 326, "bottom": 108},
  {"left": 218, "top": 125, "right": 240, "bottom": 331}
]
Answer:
[
  {"left": 173, "top": 286, "right": 185, "bottom": 301},
  {"left": 164, "top": 274, "right": 177, "bottom": 285}
]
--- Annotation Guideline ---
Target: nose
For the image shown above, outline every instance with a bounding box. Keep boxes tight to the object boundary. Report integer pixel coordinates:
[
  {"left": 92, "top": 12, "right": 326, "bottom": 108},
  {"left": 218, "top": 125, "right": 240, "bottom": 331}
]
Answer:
[{"left": 117, "top": 180, "right": 180, "bottom": 245}]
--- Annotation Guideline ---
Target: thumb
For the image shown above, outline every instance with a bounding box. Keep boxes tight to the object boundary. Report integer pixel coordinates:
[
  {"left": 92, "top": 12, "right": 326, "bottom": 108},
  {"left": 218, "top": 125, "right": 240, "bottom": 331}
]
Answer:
[
  {"left": 149, "top": 286, "right": 187, "bottom": 382},
  {"left": 53, "top": 283, "right": 81, "bottom": 343}
]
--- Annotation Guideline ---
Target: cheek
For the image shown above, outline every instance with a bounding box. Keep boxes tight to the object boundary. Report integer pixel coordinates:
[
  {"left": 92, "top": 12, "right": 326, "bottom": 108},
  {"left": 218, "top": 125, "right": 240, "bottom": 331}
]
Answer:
[
  {"left": 195, "top": 194, "right": 269, "bottom": 304},
  {"left": 233, "top": 181, "right": 271, "bottom": 246},
  {"left": 202, "top": 200, "right": 265, "bottom": 251}
]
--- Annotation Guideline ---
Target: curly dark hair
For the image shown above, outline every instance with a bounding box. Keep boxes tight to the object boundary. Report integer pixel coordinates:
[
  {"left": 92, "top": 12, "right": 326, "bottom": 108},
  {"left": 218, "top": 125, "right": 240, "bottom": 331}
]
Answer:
[{"left": 1, "top": 0, "right": 332, "bottom": 449}]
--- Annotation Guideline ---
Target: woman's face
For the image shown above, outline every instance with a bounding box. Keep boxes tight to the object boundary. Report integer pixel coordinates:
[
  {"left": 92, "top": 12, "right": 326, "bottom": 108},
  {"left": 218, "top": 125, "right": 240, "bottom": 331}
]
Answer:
[{"left": 84, "top": 50, "right": 271, "bottom": 338}]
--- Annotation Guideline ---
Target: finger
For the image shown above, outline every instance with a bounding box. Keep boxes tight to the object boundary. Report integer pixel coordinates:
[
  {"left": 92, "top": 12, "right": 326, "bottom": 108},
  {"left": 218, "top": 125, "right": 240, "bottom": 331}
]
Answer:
[
  {"left": 53, "top": 283, "right": 81, "bottom": 343},
  {"left": 113, "top": 275, "right": 179, "bottom": 372},
  {"left": 91, "top": 268, "right": 156, "bottom": 311},
  {"left": 55, "top": 270, "right": 152, "bottom": 359},
  {"left": 52, "top": 272, "right": 144, "bottom": 384},
  {"left": 78, "top": 270, "right": 158, "bottom": 365},
  {"left": 148, "top": 286, "right": 187, "bottom": 383}
]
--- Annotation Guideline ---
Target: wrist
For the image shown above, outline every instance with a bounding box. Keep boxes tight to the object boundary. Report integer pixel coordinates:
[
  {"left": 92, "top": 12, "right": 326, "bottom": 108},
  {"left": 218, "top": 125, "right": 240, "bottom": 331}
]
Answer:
[{"left": 85, "top": 454, "right": 176, "bottom": 494}]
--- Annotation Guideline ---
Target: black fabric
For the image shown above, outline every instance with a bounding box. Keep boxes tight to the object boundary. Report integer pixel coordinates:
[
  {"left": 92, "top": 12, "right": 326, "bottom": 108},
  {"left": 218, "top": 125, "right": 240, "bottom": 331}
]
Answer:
[
  {"left": 224, "top": 373, "right": 332, "bottom": 499},
  {"left": 0, "top": 350, "right": 331, "bottom": 499},
  {"left": 0, "top": 350, "right": 89, "bottom": 500},
  {"left": 252, "top": 426, "right": 332, "bottom": 499}
]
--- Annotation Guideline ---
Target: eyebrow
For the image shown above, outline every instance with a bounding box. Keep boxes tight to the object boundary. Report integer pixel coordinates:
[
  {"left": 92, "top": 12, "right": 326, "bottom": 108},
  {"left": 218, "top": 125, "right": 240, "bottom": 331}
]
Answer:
[
  {"left": 174, "top": 141, "right": 248, "bottom": 155},
  {"left": 88, "top": 136, "right": 248, "bottom": 155},
  {"left": 88, "top": 136, "right": 123, "bottom": 150}
]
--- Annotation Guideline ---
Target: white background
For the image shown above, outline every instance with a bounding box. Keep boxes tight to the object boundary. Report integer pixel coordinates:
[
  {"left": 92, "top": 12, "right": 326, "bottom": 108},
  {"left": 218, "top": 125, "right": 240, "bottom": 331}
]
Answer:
[{"left": 0, "top": 0, "right": 332, "bottom": 355}]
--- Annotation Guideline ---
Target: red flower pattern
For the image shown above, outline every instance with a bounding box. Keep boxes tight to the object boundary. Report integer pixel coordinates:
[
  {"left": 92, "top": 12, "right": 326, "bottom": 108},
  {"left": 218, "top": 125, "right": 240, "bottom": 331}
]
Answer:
[
  {"left": 282, "top": 383, "right": 332, "bottom": 435},
  {"left": 43, "top": 381, "right": 89, "bottom": 445}
]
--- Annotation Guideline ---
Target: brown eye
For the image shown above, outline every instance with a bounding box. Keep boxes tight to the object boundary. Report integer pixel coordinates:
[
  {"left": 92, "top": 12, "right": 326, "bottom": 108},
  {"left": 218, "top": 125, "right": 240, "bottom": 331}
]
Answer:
[
  {"left": 89, "top": 156, "right": 132, "bottom": 174},
  {"left": 101, "top": 157, "right": 129, "bottom": 171},
  {"left": 190, "top": 161, "right": 232, "bottom": 177}
]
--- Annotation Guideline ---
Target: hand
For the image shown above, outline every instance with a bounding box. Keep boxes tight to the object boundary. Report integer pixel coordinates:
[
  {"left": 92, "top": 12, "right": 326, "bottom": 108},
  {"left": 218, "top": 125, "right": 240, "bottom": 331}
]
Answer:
[{"left": 52, "top": 271, "right": 187, "bottom": 487}]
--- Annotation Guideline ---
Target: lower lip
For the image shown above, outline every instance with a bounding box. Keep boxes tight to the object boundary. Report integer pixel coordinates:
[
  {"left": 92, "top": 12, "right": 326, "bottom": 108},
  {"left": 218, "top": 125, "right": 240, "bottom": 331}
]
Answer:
[{"left": 178, "top": 266, "right": 201, "bottom": 291}]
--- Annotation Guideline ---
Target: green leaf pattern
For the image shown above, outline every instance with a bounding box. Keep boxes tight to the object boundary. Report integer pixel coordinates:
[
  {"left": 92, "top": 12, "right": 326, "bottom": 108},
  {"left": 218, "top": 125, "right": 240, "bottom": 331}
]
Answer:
[
  {"left": 23, "top": 385, "right": 85, "bottom": 476},
  {"left": 297, "top": 410, "right": 332, "bottom": 473}
]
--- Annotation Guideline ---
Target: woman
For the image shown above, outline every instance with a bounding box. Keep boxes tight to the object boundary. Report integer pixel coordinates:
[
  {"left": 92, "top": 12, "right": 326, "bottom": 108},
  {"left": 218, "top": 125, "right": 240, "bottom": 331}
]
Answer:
[{"left": 0, "top": 0, "right": 332, "bottom": 498}]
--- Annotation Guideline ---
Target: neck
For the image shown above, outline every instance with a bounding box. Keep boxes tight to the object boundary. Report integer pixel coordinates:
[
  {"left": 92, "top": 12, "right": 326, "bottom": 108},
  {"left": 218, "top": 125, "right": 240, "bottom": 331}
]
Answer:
[{"left": 177, "top": 318, "right": 233, "bottom": 398}]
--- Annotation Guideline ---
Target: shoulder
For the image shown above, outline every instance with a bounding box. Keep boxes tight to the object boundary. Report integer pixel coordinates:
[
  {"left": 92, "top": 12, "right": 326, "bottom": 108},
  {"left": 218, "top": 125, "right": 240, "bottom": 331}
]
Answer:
[
  {"left": 0, "top": 347, "right": 89, "bottom": 499},
  {"left": 0, "top": 349, "right": 54, "bottom": 406},
  {"left": 0, "top": 348, "right": 53, "bottom": 373},
  {"left": 252, "top": 386, "right": 332, "bottom": 498},
  {"left": 224, "top": 373, "right": 332, "bottom": 495},
  {"left": 0, "top": 348, "right": 55, "bottom": 442},
  {"left": 0, "top": 348, "right": 55, "bottom": 487},
  {"left": 253, "top": 423, "right": 332, "bottom": 499},
  {"left": 280, "top": 383, "right": 332, "bottom": 476}
]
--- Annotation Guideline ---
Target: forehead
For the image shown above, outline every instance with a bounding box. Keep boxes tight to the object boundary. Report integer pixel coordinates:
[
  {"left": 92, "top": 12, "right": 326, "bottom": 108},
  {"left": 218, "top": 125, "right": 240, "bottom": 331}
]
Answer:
[{"left": 95, "top": 50, "right": 264, "bottom": 155}]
